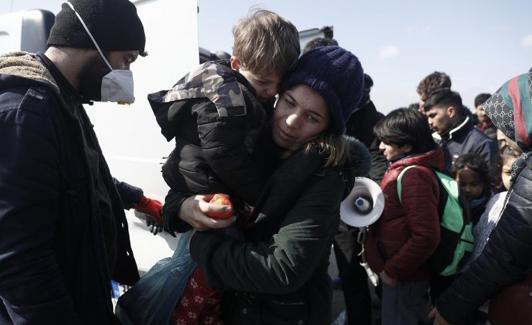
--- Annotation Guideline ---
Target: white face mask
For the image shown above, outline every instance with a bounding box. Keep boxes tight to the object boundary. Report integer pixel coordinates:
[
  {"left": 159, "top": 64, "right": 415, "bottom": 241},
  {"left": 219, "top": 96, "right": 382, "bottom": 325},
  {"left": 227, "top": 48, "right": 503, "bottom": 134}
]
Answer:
[
  {"left": 66, "top": 2, "right": 135, "bottom": 104},
  {"left": 100, "top": 70, "right": 135, "bottom": 104}
]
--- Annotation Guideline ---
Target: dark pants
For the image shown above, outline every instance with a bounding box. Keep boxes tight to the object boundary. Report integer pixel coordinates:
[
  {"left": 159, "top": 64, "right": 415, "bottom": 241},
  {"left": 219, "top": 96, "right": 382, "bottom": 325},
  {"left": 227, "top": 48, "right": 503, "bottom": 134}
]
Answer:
[
  {"left": 333, "top": 225, "right": 372, "bottom": 325},
  {"left": 381, "top": 281, "right": 431, "bottom": 325}
]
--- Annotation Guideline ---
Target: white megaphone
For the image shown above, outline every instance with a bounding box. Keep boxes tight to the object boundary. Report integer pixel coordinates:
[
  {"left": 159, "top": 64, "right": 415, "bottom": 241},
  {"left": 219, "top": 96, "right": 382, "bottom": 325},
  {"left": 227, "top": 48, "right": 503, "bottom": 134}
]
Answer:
[{"left": 340, "top": 177, "right": 384, "bottom": 228}]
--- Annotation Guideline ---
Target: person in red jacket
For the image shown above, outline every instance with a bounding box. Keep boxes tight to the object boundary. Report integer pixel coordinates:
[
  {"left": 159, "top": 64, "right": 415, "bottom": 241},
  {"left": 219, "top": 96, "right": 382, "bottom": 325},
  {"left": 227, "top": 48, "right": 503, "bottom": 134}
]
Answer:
[{"left": 366, "top": 108, "right": 444, "bottom": 325}]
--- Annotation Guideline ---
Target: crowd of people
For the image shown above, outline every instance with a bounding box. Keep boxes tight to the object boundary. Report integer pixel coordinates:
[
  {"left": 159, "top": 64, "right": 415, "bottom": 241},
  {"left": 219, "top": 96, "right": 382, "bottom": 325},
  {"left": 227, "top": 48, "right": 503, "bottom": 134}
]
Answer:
[{"left": 0, "top": 0, "right": 530, "bottom": 325}]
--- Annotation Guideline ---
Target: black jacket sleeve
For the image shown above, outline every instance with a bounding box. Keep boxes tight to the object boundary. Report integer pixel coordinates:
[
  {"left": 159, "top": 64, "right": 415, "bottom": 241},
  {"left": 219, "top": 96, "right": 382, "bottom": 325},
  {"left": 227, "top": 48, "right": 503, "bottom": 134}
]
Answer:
[
  {"left": 0, "top": 88, "right": 81, "bottom": 323},
  {"left": 436, "top": 162, "right": 532, "bottom": 324},
  {"left": 161, "top": 189, "right": 193, "bottom": 235},
  {"left": 112, "top": 177, "right": 143, "bottom": 209},
  {"left": 189, "top": 170, "right": 345, "bottom": 294}
]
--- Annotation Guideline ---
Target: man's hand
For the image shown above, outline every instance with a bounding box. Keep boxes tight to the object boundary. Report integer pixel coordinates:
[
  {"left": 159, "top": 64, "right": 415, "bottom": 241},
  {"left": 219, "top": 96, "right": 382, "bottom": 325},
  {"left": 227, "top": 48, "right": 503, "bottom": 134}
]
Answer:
[
  {"left": 379, "top": 271, "right": 398, "bottom": 286},
  {"left": 133, "top": 195, "right": 163, "bottom": 224},
  {"left": 429, "top": 308, "right": 458, "bottom": 325},
  {"left": 179, "top": 194, "right": 235, "bottom": 231},
  {"left": 133, "top": 195, "right": 163, "bottom": 235}
]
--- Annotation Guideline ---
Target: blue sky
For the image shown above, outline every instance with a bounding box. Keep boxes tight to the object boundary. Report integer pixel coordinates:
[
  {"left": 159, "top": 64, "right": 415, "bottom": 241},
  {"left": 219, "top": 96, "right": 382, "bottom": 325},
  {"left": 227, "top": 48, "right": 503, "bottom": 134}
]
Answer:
[
  {"left": 198, "top": 0, "right": 532, "bottom": 113},
  {"left": 2, "top": 0, "right": 530, "bottom": 114}
]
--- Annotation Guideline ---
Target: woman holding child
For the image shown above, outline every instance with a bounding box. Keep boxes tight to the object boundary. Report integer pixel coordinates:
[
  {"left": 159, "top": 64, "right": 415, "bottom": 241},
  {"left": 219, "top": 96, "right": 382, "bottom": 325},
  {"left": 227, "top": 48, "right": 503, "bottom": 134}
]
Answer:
[{"left": 170, "top": 46, "right": 371, "bottom": 325}]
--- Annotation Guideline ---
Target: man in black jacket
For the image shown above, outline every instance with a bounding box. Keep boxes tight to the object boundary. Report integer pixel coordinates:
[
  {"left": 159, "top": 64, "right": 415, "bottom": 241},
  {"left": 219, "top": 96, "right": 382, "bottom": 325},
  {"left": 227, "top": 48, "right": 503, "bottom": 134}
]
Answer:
[
  {"left": 423, "top": 88, "right": 498, "bottom": 174},
  {"left": 0, "top": 0, "right": 147, "bottom": 323}
]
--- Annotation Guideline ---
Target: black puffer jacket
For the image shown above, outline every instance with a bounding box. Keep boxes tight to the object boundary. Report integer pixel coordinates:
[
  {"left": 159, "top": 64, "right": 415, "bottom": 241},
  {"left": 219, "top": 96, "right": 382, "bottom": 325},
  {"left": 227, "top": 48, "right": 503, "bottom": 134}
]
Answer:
[{"left": 149, "top": 61, "right": 267, "bottom": 203}]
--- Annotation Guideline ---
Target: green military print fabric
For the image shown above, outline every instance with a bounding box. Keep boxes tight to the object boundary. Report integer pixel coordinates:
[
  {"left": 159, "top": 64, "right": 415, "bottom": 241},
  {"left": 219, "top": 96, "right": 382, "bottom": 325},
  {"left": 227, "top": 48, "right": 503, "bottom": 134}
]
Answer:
[{"left": 157, "top": 61, "right": 247, "bottom": 118}]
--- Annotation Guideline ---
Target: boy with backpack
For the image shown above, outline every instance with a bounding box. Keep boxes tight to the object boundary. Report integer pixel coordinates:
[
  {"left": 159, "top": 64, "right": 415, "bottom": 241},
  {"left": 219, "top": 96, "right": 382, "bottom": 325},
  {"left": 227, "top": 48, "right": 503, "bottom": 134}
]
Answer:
[{"left": 366, "top": 108, "right": 447, "bottom": 325}]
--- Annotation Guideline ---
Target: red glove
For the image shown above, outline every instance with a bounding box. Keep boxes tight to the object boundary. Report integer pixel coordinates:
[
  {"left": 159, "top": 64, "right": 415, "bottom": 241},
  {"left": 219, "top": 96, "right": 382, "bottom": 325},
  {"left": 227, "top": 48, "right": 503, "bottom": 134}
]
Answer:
[{"left": 133, "top": 196, "right": 163, "bottom": 225}]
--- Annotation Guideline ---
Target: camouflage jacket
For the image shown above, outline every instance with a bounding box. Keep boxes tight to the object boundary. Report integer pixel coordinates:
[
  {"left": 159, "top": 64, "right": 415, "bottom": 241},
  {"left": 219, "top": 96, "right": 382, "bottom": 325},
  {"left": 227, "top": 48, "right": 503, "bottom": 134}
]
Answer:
[{"left": 148, "top": 60, "right": 268, "bottom": 205}]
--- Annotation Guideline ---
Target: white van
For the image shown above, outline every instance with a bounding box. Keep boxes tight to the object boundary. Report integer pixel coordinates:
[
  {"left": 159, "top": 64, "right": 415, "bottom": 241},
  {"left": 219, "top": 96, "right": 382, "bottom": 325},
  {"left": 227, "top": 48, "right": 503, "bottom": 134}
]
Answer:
[{"left": 0, "top": 0, "right": 200, "bottom": 272}]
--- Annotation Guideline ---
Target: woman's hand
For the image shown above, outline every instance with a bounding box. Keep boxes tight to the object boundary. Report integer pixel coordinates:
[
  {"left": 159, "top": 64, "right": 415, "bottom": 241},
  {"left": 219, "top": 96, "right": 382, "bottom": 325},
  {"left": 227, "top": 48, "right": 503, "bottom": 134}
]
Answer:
[
  {"left": 379, "top": 271, "right": 398, "bottom": 286},
  {"left": 179, "top": 194, "right": 235, "bottom": 231},
  {"left": 429, "top": 308, "right": 458, "bottom": 325}
]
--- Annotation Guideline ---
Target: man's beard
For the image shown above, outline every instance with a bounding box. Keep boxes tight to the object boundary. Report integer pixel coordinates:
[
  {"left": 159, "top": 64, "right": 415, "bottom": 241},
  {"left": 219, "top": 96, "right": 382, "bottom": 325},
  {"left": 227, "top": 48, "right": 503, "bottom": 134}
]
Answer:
[{"left": 78, "top": 53, "right": 110, "bottom": 101}]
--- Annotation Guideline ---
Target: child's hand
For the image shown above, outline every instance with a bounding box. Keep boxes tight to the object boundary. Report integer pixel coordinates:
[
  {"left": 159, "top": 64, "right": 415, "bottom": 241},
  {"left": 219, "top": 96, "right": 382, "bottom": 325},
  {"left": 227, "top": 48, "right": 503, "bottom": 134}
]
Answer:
[{"left": 179, "top": 194, "right": 235, "bottom": 231}]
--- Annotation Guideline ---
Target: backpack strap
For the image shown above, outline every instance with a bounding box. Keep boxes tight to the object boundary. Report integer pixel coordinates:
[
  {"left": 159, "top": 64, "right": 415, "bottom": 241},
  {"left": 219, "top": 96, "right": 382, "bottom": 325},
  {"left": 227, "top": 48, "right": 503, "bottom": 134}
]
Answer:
[
  {"left": 396, "top": 165, "right": 418, "bottom": 205},
  {"left": 397, "top": 165, "right": 447, "bottom": 221}
]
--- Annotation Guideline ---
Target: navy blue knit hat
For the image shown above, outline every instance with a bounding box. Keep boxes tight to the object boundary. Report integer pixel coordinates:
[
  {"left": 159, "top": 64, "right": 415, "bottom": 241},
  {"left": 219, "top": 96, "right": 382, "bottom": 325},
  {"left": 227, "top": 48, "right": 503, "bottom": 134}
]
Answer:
[
  {"left": 281, "top": 46, "right": 364, "bottom": 134},
  {"left": 48, "top": 0, "right": 146, "bottom": 55}
]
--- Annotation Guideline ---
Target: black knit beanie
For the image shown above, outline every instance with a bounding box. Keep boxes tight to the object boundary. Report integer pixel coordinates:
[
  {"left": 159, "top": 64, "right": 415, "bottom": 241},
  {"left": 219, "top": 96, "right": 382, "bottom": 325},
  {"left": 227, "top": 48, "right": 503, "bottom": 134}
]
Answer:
[
  {"left": 47, "top": 0, "right": 145, "bottom": 54},
  {"left": 281, "top": 46, "right": 364, "bottom": 134}
]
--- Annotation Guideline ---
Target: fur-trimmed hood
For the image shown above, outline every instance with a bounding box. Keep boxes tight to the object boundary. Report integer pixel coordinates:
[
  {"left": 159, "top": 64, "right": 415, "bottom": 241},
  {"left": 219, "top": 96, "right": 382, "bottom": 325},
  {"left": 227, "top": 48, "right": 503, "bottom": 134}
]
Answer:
[{"left": 0, "top": 51, "right": 60, "bottom": 94}]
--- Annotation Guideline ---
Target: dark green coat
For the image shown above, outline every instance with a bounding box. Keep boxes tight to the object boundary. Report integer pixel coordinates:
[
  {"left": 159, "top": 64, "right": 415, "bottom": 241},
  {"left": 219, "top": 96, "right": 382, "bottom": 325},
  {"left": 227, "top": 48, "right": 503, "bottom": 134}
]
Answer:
[{"left": 190, "top": 138, "right": 371, "bottom": 325}]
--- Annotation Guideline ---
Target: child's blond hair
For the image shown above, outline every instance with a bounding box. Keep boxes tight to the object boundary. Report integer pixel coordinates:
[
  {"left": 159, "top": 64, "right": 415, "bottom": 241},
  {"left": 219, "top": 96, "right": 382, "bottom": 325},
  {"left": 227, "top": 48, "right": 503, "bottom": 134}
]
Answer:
[{"left": 232, "top": 9, "right": 300, "bottom": 76}]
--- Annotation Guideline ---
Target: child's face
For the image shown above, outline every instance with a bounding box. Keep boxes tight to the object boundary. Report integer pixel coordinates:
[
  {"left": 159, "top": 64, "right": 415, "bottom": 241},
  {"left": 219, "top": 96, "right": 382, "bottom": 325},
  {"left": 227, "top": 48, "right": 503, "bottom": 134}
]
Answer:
[
  {"left": 501, "top": 157, "right": 517, "bottom": 190},
  {"left": 378, "top": 141, "right": 411, "bottom": 161},
  {"left": 239, "top": 68, "right": 281, "bottom": 102},
  {"left": 230, "top": 56, "right": 281, "bottom": 102},
  {"left": 456, "top": 167, "right": 485, "bottom": 200},
  {"left": 475, "top": 105, "right": 488, "bottom": 123}
]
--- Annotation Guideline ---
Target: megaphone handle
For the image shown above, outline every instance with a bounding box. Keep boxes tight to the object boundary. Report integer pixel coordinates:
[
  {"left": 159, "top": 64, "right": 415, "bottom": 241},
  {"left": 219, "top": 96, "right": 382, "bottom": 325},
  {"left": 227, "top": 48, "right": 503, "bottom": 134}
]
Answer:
[
  {"left": 356, "top": 227, "right": 379, "bottom": 286},
  {"left": 360, "top": 261, "right": 379, "bottom": 287},
  {"left": 356, "top": 227, "right": 368, "bottom": 258}
]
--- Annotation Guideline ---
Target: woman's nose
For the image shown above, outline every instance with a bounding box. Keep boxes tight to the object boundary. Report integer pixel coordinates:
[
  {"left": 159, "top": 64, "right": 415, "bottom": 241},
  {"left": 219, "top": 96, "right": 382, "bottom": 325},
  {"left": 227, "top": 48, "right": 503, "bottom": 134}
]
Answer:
[{"left": 286, "top": 114, "right": 299, "bottom": 128}]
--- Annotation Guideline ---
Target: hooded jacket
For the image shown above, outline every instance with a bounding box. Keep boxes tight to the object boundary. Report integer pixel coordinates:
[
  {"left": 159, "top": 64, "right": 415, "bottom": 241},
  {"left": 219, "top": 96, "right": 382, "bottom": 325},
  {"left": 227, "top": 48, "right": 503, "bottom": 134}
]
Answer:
[
  {"left": 189, "top": 137, "right": 371, "bottom": 325},
  {"left": 0, "top": 52, "right": 138, "bottom": 325},
  {"left": 365, "top": 148, "right": 445, "bottom": 282},
  {"left": 436, "top": 71, "right": 532, "bottom": 324},
  {"left": 148, "top": 61, "right": 267, "bottom": 207}
]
